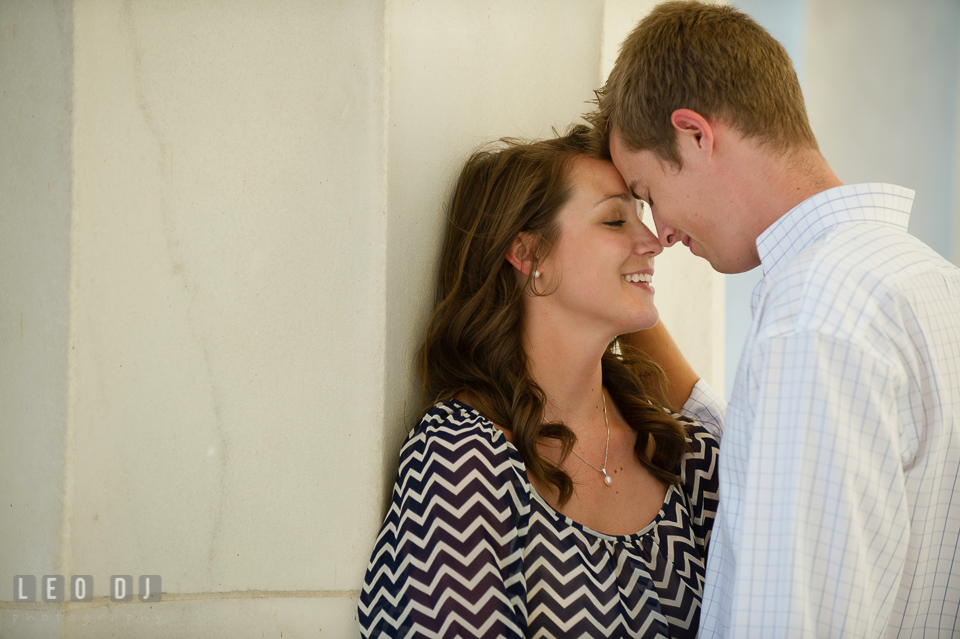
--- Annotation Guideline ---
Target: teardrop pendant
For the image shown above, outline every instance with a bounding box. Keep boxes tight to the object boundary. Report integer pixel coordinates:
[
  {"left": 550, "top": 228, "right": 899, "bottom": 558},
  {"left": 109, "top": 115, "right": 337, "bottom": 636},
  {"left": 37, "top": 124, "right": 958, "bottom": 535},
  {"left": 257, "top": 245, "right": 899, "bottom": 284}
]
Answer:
[{"left": 568, "top": 391, "right": 614, "bottom": 487}]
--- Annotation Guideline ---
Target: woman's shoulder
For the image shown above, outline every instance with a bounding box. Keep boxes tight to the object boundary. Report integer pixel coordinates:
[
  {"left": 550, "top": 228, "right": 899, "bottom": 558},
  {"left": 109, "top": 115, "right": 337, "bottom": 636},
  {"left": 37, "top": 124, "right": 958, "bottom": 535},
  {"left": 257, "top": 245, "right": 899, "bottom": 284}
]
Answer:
[
  {"left": 674, "top": 415, "right": 720, "bottom": 529},
  {"left": 391, "top": 400, "right": 531, "bottom": 526},
  {"left": 680, "top": 416, "right": 720, "bottom": 461},
  {"left": 657, "top": 409, "right": 719, "bottom": 495},
  {"left": 400, "top": 399, "right": 522, "bottom": 473},
  {"left": 412, "top": 399, "right": 504, "bottom": 443}
]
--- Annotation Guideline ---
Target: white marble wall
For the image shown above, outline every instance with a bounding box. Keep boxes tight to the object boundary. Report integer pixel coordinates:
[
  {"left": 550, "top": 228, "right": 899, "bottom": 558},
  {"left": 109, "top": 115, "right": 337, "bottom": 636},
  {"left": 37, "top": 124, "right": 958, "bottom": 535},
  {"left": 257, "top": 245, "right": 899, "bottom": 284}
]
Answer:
[
  {"left": 0, "top": 1, "right": 723, "bottom": 637},
  {"left": 67, "top": 0, "right": 389, "bottom": 598},
  {"left": 0, "top": 2, "right": 72, "bottom": 638}
]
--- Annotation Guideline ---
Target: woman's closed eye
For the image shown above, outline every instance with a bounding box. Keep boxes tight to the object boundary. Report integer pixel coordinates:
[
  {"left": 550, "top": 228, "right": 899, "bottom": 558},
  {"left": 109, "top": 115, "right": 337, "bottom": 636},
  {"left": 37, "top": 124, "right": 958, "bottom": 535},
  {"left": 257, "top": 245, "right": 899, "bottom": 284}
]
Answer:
[{"left": 604, "top": 219, "right": 627, "bottom": 228}]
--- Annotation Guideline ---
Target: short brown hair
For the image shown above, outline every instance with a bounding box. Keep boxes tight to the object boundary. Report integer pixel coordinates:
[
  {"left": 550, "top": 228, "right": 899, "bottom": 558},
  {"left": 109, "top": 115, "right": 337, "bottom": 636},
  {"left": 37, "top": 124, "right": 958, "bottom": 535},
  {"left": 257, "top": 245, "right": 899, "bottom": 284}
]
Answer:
[
  {"left": 590, "top": 0, "right": 817, "bottom": 166},
  {"left": 419, "top": 125, "right": 689, "bottom": 505}
]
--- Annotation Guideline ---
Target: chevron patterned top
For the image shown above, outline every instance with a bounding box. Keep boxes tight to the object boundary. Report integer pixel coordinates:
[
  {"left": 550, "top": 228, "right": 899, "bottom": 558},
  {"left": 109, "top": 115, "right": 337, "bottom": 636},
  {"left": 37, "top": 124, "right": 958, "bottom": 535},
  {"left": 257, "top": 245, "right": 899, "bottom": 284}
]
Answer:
[{"left": 360, "top": 399, "right": 720, "bottom": 638}]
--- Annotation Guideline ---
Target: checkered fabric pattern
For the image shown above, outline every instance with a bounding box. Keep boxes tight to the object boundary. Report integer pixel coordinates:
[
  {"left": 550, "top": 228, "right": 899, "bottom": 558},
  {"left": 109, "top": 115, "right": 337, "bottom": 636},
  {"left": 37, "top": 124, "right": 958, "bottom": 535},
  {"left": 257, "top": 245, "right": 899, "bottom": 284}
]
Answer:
[
  {"left": 683, "top": 380, "right": 726, "bottom": 440},
  {"left": 698, "top": 184, "right": 960, "bottom": 638}
]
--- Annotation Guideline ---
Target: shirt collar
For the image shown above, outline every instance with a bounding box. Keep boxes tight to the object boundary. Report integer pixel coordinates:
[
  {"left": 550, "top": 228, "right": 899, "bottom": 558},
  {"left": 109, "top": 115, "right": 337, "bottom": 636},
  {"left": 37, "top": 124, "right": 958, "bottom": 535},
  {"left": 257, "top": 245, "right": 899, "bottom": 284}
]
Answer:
[{"left": 750, "top": 183, "right": 914, "bottom": 315}]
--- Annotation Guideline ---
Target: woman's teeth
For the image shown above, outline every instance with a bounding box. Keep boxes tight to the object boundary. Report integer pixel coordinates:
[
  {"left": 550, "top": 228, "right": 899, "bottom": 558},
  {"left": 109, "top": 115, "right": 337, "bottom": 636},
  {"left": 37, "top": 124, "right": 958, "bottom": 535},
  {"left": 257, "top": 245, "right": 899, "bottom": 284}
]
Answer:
[{"left": 622, "top": 273, "right": 652, "bottom": 284}]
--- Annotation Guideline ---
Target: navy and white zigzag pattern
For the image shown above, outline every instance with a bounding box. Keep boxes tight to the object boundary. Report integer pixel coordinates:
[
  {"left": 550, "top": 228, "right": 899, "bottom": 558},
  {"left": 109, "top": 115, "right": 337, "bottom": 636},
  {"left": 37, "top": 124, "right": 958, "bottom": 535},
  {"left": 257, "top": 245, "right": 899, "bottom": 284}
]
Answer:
[{"left": 360, "top": 400, "right": 720, "bottom": 638}]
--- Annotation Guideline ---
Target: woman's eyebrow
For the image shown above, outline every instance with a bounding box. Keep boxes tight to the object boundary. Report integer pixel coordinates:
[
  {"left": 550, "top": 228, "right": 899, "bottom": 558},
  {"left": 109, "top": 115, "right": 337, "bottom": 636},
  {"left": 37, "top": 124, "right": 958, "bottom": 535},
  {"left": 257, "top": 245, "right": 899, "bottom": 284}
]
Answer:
[{"left": 593, "top": 192, "right": 633, "bottom": 208}]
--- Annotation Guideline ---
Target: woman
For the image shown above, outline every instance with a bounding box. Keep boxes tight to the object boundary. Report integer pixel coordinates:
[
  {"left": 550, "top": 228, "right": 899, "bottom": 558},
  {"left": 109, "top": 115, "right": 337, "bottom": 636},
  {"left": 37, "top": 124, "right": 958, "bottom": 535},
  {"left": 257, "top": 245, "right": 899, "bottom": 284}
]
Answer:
[{"left": 360, "top": 126, "right": 722, "bottom": 638}]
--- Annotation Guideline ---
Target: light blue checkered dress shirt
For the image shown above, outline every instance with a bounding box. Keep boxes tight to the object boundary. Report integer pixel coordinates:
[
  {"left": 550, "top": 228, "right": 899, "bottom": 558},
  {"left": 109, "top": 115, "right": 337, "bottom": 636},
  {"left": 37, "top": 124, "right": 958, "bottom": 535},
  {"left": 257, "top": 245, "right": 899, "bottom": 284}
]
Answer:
[{"left": 686, "top": 183, "right": 960, "bottom": 638}]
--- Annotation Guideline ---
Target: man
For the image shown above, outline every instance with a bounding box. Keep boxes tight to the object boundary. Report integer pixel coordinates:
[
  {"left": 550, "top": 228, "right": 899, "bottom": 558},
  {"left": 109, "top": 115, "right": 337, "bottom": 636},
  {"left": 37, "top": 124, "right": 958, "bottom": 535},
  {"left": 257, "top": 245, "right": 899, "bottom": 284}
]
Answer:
[{"left": 592, "top": 2, "right": 960, "bottom": 637}]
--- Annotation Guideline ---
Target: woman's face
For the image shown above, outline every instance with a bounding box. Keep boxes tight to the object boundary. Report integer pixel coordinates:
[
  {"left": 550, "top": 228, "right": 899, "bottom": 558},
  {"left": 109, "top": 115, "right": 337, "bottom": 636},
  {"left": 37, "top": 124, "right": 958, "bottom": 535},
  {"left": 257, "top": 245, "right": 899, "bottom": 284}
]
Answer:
[{"left": 535, "top": 156, "right": 663, "bottom": 338}]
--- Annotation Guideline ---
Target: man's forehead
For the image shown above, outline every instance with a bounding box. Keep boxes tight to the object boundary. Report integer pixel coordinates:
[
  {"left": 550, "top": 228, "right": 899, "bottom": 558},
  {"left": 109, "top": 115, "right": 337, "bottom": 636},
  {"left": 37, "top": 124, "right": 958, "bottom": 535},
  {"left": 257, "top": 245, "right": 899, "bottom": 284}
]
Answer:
[
  {"left": 605, "top": 130, "right": 639, "bottom": 198},
  {"left": 609, "top": 127, "right": 626, "bottom": 152},
  {"left": 609, "top": 129, "right": 643, "bottom": 165}
]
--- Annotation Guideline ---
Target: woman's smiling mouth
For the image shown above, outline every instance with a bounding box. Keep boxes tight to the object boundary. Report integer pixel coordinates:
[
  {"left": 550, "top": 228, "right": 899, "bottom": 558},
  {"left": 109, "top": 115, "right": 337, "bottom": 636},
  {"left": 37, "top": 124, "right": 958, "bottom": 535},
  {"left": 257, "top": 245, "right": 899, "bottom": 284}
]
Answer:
[{"left": 621, "top": 272, "right": 652, "bottom": 284}]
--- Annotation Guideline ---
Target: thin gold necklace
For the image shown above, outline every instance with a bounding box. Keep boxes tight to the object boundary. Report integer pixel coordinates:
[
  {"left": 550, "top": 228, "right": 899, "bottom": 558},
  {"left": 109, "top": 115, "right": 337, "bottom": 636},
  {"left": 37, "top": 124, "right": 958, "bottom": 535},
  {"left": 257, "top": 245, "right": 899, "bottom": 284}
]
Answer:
[{"left": 569, "top": 392, "right": 612, "bottom": 486}]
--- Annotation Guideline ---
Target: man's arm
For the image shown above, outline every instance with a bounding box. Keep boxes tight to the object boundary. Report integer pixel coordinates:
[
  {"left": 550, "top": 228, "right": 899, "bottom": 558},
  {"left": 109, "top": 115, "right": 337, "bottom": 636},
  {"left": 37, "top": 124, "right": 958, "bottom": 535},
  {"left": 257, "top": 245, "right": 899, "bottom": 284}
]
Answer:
[{"left": 621, "top": 320, "right": 699, "bottom": 412}]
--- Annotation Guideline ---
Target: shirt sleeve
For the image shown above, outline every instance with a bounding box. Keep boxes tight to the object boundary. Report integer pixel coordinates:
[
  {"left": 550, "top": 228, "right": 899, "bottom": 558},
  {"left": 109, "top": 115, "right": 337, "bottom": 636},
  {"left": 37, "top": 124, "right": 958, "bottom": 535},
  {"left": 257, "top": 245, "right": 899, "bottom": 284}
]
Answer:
[
  {"left": 705, "top": 331, "right": 911, "bottom": 638},
  {"left": 359, "top": 410, "right": 529, "bottom": 638},
  {"left": 682, "top": 378, "right": 726, "bottom": 440}
]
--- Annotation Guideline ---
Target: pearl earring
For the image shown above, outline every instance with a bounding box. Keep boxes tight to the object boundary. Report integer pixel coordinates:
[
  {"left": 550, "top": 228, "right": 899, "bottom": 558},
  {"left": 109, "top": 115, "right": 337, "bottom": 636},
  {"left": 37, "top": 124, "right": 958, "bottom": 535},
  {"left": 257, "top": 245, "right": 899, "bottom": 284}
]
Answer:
[{"left": 534, "top": 270, "right": 541, "bottom": 278}]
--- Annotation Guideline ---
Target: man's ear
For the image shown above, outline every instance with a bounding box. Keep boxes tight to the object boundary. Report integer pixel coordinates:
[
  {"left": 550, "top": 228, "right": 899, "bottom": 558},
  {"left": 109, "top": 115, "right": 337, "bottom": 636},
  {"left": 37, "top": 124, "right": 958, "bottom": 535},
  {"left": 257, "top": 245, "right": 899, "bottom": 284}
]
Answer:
[
  {"left": 670, "top": 109, "right": 715, "bottom": 156},
  {"left": 506, "top": 232, "right": 536, "bottom": 274}
]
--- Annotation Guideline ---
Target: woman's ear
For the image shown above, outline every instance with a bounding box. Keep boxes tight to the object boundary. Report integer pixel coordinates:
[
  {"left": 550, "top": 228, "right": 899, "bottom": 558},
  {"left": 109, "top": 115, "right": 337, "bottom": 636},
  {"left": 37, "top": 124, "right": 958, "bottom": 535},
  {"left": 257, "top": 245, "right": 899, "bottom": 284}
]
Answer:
[{"left": 506, "top": 232, "right": 535, "bottom": 274}]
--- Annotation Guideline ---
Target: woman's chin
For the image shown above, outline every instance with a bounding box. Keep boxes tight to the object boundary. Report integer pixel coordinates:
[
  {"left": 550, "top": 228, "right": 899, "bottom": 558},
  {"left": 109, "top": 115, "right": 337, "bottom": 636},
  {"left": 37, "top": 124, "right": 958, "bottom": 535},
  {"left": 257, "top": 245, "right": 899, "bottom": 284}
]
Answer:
[{"left": 620, "top": 309, "right": 659, "bottom": 335}]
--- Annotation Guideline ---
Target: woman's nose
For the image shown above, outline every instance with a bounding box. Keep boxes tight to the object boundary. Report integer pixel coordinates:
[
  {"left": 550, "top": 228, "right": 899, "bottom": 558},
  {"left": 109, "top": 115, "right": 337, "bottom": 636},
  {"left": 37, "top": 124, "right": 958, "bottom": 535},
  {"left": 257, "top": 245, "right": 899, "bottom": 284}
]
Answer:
[{"left": 636, "top": 221, "right": 664, "bottom": 256}]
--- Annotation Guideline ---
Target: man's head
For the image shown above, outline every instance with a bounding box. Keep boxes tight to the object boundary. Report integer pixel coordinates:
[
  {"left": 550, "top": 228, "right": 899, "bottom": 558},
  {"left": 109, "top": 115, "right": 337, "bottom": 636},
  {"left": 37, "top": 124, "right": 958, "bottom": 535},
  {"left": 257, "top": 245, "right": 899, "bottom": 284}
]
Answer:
[
  {"left": 590, "top": 1, "right": 823, "bottom": 273},
  {"left": 592, "top": 1, "right": 817, "bottom": 166}
]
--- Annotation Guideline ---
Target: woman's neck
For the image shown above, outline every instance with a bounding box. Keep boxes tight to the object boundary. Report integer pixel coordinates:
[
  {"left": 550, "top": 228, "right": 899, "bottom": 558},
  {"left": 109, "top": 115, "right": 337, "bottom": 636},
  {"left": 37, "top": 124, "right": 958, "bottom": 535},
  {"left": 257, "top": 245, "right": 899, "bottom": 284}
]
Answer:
[{"left": 522, "top": 312, "right": 609, "bottom": 428}]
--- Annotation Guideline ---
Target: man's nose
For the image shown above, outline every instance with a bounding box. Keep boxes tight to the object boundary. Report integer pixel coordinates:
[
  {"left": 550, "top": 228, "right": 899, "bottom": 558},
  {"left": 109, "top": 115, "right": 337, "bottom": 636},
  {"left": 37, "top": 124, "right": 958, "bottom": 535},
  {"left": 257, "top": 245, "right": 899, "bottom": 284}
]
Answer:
[{"left": 653, "top": 214, "right": 681, "bottom": 248}]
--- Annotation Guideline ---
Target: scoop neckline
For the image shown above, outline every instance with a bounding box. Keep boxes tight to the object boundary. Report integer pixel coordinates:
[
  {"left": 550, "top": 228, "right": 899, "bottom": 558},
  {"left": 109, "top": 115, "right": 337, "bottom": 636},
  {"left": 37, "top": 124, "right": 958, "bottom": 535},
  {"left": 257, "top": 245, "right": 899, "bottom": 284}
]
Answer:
[{"left": 442, "top": 398, "right": 673, "bottom": 542}]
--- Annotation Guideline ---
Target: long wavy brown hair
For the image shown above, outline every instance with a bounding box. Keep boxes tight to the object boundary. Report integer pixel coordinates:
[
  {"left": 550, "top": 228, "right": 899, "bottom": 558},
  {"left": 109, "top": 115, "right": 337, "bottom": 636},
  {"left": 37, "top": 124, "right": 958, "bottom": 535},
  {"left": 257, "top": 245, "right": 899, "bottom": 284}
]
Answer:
[{"left": 418, "top": 124, "right": 689, "bottom": 505}]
